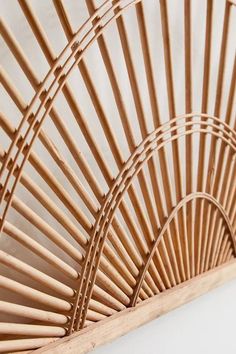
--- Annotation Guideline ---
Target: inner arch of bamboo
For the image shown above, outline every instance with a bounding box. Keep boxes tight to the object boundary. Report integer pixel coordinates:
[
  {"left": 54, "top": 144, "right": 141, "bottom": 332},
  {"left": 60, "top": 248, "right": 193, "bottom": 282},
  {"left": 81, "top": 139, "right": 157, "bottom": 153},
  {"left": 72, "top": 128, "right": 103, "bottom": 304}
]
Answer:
[{"left": 70, "top": 114, "right": 236, "bottom": 331}]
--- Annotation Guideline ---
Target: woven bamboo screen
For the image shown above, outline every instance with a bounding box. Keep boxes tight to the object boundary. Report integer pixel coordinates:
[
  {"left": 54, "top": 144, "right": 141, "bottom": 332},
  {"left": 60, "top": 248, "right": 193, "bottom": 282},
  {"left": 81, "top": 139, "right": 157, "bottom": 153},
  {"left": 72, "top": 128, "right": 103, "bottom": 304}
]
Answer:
[{"left": 0, "top": 0, "right": 236, "bottom": 353}]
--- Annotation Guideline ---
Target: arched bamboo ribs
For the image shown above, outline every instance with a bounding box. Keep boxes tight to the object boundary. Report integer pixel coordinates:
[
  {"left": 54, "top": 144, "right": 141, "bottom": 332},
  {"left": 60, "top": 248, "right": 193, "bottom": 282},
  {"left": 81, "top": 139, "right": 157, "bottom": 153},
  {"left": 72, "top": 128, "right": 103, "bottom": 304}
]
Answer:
[{"left": 0, "top": 0, "right": 235, "bottom": 353}]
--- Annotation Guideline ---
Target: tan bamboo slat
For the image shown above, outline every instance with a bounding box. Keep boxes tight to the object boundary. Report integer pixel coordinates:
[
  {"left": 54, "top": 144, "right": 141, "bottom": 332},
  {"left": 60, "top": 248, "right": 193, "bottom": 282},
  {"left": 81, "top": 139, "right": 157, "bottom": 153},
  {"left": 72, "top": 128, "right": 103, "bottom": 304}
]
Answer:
[
  {"left": 0, "top": 249, "right": 74, "bottom": 298},
  {"left": 0, "top": 300, "right": 68, "bottom": 325},
  {"left": 0, "top": 274, "right": 72, "bottom": 312},
  {"left": 0, "top": 323, "right": 66, "bottom": 337},
  {"left": 195, "top": 0, "right": 214, "bottom": 276},
  {"left": 159, "top": 0, "right": 188, "bottom": 282},
  {"left": 0, "top": 338, "right": 57, "bottom": 353},
  {"left": 3, "top": 221, "right": 78, "bottom": 280},
  {"left": 184, "top": 0, "right": 193, "bottom": 279}
]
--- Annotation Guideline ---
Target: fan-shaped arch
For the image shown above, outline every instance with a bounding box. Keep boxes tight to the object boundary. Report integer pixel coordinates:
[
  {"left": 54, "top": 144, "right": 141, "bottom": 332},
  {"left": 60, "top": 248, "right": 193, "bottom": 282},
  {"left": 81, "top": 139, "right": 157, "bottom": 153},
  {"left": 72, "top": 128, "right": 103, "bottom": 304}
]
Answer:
[
  {"left": 72, "top": 114, "right": 236, "bottom": 331},
  {"left": 0, "top": 0, "right": 236, "bottom": 352}
]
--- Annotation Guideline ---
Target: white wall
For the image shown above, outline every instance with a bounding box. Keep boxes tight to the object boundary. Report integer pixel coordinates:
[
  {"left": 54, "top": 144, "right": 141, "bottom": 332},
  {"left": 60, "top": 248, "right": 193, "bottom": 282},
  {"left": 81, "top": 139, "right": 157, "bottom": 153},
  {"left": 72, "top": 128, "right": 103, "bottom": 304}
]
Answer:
[{"left": 93, "top": 279, "right": 236, "bottom": 354}]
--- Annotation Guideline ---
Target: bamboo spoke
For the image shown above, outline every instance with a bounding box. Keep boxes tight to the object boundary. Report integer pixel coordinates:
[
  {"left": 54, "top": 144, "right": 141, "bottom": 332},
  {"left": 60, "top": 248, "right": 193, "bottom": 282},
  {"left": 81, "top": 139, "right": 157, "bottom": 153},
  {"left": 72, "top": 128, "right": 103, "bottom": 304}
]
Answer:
[
  {"left": 196, "top": 0, "right": 214, "bottom": 275},
  {"left": 184, "top": 0, "right": 193, "bottom": 279},
  {"left": 0, "top": 249, "right": 75, "bottom": 298},
  {"left": 0, "top": 300, "right": 68, "bottom": 324},
  {"left": 0, "top": 274, "right": 71, "bottom": 312},
  {"left": 3, "top": 221, "right": 79, "bottom": 280},
  {"left": 159, "top": 0, "right": 187, "bottom": 281},
  {"left": 201, "top": 3, "right": 232, "bottom": 269},
  {"left": 0, "top": 338, "right": 57, "bottom": 353},
  {"left": 0, "top": 323, "right": 66, "bottom": 337}
]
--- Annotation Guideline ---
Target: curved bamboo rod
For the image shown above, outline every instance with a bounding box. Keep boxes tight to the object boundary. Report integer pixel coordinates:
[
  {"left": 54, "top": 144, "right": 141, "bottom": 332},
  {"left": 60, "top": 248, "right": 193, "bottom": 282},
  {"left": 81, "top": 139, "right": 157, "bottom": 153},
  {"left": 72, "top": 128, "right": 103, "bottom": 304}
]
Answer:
[{"left": 130, "top": 192, "right": 236, "bottom": 305}]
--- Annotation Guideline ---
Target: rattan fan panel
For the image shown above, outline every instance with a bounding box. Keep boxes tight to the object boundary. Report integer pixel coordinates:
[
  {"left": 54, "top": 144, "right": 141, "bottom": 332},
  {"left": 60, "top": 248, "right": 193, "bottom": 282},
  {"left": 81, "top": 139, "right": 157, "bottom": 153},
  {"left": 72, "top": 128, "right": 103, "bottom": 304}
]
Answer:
[{"left": 0, "top": 0, "right": 236, "bottom": 353}]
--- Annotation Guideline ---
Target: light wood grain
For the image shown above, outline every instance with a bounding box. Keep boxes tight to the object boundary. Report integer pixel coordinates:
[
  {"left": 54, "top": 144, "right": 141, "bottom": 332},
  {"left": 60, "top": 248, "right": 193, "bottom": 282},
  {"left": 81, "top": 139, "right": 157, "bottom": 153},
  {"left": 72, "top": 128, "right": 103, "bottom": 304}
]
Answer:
[{"left": 33, "top": 260, "right": 236, "bottom": 354}]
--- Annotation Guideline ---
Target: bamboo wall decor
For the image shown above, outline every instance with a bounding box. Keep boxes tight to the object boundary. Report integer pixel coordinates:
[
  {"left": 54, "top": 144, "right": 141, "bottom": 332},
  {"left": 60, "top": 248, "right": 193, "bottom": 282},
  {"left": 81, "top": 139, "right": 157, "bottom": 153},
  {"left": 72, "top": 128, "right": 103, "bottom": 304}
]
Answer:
[{"left": 0, "top": 0, "right": 236, "bottom": 353}]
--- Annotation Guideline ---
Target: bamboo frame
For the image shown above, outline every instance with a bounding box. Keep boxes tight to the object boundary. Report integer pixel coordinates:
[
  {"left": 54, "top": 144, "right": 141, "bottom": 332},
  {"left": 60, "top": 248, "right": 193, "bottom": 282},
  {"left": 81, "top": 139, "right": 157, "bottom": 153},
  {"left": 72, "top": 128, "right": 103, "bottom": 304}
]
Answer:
[
  {"left": 0, "top": 0, "right": 235, "bottom": 353},
  {"left": 32, "top": 260, "right": 236, "bottom": 354}
]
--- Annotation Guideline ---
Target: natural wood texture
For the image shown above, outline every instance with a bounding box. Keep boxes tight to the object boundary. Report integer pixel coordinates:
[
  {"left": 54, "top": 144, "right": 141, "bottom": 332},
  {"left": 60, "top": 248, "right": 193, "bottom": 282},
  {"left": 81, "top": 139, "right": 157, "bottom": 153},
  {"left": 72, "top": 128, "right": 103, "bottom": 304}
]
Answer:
[
  {"left": 32, "top": 260, "right": 236, "bottom": 354},
  {"left": 0, "top": 0, "right": 235, "bottom": 352}
]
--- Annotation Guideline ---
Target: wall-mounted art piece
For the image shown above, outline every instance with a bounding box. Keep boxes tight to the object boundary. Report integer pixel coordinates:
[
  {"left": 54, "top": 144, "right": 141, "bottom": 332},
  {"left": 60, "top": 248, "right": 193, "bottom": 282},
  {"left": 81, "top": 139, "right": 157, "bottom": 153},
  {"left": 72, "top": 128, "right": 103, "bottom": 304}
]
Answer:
[{"left": 0, "top": 0, "right": 236, "bottom": 353}]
